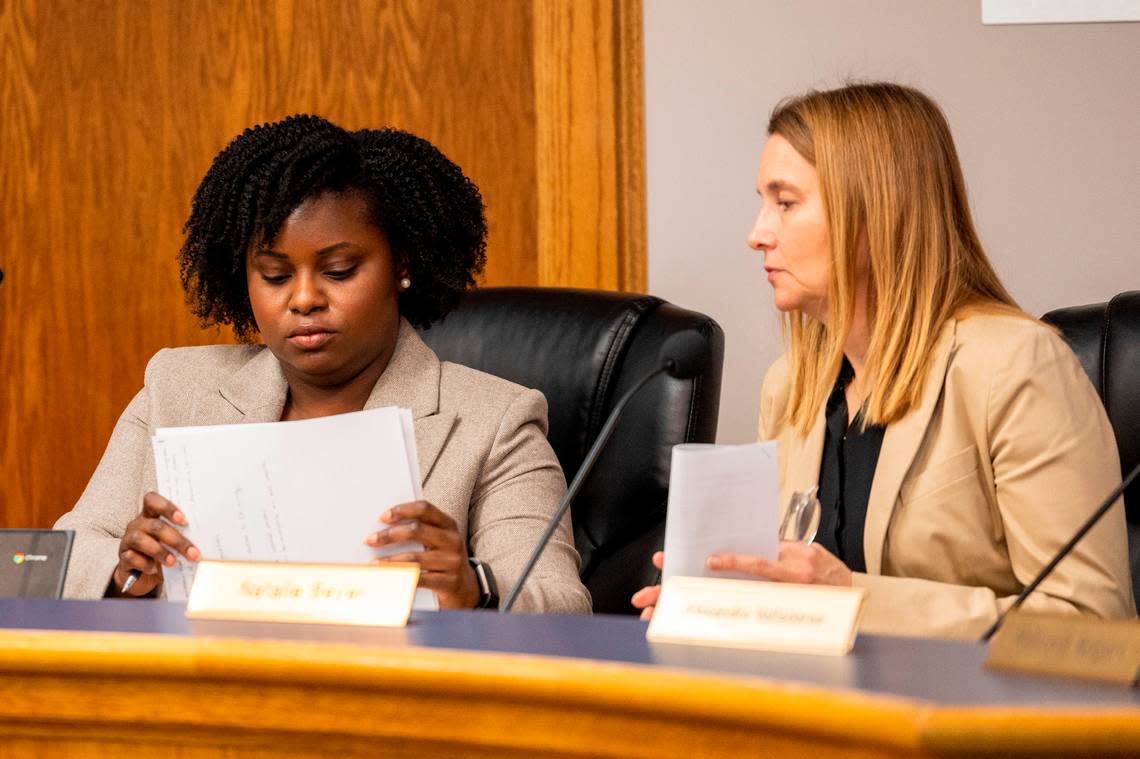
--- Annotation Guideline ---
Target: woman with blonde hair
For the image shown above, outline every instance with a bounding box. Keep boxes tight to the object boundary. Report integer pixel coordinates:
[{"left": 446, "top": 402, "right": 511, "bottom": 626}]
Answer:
[{"left": 634, "top": 82, "right": 1134, "bottom": 638}]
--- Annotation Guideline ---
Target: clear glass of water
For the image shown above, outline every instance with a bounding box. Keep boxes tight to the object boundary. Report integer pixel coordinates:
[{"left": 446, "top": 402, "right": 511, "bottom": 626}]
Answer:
[{"left": 779, "top": 485, "right": 820, "bottom": 544}]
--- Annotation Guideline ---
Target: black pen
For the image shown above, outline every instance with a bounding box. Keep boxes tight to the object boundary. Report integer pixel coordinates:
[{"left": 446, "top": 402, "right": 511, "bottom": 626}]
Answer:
[{"left": 120, "top": 568, "right": 143, "bottom": 595}]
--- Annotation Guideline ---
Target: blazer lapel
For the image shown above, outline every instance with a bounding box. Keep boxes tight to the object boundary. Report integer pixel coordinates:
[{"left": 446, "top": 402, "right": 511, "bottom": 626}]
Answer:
[
  {"left": 198, "top": 347, "right": 288, "bottom": 426},
  {"left": 196, "top": 324, "right": 457, "bottom": 484},
  {"left": 862, "top": 319, "right": 958, "bottom": 574},
  {"left": 364, "top": 319, "right": 456, "bottom": 485},
  {"left": 412, "top": 414, "right": 457, "bottom": 485},
  {"left": 779, "top": 412, "right": 826, "bottom": 521}
]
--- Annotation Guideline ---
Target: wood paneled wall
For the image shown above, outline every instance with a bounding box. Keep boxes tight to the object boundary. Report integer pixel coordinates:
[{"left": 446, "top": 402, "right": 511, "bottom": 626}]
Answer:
[
  {"left": 0, "top": 0, "right": 645, "bottom": 530},
  {"left": 534, "top": 0, "right": 645, "bottom": 291}
]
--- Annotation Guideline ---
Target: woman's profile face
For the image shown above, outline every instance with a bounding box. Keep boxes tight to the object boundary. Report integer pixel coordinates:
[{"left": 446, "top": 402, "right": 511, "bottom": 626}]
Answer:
[
  {"left": 747, "top": 134, "right": 831, "bottom": 321},
  {"left": 246, "top": 189, "right": 403, "bottom": 389}
]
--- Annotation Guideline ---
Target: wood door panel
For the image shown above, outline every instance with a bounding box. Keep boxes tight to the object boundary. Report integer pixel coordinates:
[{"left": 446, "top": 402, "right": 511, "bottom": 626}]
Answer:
[
  {"left": 0, "top": 0, "right": 644, "bottom": 532},
  {"left": 0, "top": 0, "right": 539, "bottom": 529}
]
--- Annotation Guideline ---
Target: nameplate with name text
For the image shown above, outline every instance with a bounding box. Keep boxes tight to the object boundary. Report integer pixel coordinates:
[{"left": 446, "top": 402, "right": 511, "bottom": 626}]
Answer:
[
  {"left": 985, "top": 610, "right": 1140, "bottom": 685},
  {"left": 646, "top": 576, "right": 866, "bottom": 656},
  {"left": 185, "top": 560, "right": 420, "bottom": 627}
]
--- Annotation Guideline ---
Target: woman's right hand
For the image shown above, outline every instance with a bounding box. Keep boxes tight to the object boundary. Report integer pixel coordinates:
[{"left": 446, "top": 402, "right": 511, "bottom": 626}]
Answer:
[
  {"left": 110, "top": 492, "right": 200, "bottom": 597},
  {"left": 630, "top": 551, "right": 666, "bottom": 620}
]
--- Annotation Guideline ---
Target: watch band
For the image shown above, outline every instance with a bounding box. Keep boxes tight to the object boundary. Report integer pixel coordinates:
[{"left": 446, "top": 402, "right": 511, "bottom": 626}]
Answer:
[{"left": 468, "top": 557, "right": 499, "bottom": 610}]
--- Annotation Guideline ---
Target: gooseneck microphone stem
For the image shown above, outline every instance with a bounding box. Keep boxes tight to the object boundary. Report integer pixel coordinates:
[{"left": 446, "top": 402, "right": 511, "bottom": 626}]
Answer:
[
  {"left": 981, "top": 458, "right": 1140, "bottom": 642},
  {"left": 500, "top": 365, "right": 668, "bottom": 612}
]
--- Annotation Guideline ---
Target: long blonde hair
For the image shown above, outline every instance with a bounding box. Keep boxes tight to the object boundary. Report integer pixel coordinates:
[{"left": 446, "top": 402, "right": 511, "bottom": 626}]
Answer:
[{"left": 770, "top": 82, "right": 1019, "bottom": 435}]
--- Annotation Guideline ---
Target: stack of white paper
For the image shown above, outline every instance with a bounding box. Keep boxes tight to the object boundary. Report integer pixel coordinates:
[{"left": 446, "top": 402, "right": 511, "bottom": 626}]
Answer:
[
  {"left": 661, "top": 442, "right": 780, "bottom": 581},
  {"left": 152, "top": 407, "right": 434, "bottom": 608}
]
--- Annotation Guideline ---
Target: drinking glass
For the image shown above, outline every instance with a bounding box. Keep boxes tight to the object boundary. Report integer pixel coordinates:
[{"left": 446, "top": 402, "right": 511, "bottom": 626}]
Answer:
[{"left": 779, "top": 485, "right": 820, "bottom": 544}]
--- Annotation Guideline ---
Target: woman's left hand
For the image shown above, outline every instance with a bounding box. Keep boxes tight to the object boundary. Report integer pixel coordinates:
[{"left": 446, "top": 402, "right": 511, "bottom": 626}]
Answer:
[
  {"left": 367, "top": 500, "right": 480, "bottom": 609},
  {"left": 707, "top": 540, "right": 853, "bottom": 586}
]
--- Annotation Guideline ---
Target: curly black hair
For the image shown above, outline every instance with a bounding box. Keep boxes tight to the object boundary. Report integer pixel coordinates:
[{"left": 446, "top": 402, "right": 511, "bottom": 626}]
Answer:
[{"left": 179, "top": 114, "right": 487, "bottom": 339}]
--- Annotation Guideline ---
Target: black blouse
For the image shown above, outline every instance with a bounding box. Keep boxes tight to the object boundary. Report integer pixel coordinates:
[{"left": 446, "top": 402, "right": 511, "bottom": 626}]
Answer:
[{"left": 815, "top": 359, "right": 885, "bottom": 573}]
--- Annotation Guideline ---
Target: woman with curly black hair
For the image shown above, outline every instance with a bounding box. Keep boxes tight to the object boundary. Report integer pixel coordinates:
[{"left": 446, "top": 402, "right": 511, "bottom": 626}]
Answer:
[{"left": 55, "top": 115, "right": 591, "bottom": 614}]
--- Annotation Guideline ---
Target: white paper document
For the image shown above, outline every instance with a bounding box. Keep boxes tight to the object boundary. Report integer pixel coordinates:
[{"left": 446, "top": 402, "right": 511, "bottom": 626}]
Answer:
[
  {"left": 662, "top": 442, "right": 780, "bottom": 581},
  {"left": 152, "top": 406, "right": 436, "bottom": 608}
]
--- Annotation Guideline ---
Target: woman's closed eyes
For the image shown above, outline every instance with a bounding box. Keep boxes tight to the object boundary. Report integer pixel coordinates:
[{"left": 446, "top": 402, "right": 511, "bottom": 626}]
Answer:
[{"left": 257, "top": 265, "right": 358, "bottom": 285}]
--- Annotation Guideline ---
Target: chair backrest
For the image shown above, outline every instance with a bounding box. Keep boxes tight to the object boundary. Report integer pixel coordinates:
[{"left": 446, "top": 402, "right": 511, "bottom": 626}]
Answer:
[
  {"left": 1042, "top": 291, "right": 1140, "bottom": 606},
  {"left": 418, "top": 287, "right": 724, "bottom": 614}
]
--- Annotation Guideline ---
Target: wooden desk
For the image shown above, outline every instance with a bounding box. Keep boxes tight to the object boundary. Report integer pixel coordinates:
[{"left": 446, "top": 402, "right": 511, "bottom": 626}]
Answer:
[{"left": 0, "top": 600, "right": 1136, "bottom": 758}]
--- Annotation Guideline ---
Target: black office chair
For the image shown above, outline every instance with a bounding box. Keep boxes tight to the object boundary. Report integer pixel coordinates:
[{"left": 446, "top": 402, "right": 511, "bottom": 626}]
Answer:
[
  {"left": 418, "top": 287, "right": 724, "bottom": 614},
  {"left": 1042, "top": 291, "right": 1140, "bottom": 607}
]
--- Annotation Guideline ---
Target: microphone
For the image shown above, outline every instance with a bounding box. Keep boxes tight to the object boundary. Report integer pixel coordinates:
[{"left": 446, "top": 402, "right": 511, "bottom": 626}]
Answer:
[
  {"left": 500, "top": 330, "right": 709, "bottom": 612},
  {"left": 980, "top": 457, "right": 1140, "bottom": 641}
]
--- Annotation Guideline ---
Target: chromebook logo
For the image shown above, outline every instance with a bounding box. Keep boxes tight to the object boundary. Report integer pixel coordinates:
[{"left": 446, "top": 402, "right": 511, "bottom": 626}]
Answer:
[{"left": 12, "top": 552, "right": 48, "bottom": 564}]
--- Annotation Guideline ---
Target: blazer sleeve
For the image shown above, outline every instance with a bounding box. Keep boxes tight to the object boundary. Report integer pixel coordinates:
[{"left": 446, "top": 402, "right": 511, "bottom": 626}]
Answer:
[
  {"left": 53, "top": 387, "right": 154, "bottom": 599},
  {"left": 466, "top": 388, "right": 592, "bottom": 614},
  {"left": 853, "top": 329, "right": 1135, "bottom": 639}
]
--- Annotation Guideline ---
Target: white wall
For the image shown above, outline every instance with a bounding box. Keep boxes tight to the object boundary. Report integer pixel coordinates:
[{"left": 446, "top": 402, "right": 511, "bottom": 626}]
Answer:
[{"left": 644, "top": 0, "right": 1140, "bottom": 443}]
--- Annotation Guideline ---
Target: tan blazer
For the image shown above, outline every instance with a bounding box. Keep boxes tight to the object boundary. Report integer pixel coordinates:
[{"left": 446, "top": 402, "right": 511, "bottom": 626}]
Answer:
[
  {"left": 761, "top": 313, "right": 1135, "bottom": 639},
  {"left": 55, "top": 320, "right": 592, "bottom": 614}
]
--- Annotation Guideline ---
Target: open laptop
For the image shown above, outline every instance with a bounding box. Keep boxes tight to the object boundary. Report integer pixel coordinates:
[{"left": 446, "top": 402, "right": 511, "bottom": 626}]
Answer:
[{"left": 0, "top": 529, "right": 74, "bottom": 598}]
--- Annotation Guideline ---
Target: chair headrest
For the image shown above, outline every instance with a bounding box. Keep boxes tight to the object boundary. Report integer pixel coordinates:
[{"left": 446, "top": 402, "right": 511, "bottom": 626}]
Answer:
[{"left": 418, "top": 286, "right": 725, "bottom": 600}]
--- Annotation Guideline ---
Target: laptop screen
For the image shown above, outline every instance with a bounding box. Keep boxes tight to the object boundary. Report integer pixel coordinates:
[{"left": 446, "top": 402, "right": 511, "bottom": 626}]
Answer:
[{"left": 0, "top": 530, "right": 74, "bottom": 599}]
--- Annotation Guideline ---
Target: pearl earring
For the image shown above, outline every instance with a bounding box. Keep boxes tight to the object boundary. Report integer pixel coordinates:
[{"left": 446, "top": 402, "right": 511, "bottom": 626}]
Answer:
[{"left": 399, "top": 277, "right": 412, "bottom": 291}]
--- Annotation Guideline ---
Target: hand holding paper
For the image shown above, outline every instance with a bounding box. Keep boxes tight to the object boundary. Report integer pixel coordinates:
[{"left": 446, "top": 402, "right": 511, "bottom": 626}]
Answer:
[
  {"left": 661, "top": 442, "right": 781, "bottom": 581},
  {"left": 150, "top": 406, "right": 436, "bottom": 609},
  {"left": 367, "top": 500, "right": 481, "bottom": 609},
  {"left": 644, "top": 441, "right": 866, "bottom": 654},
  {"left": 634, "top": 441, "right": 779, "bottom": 618}
]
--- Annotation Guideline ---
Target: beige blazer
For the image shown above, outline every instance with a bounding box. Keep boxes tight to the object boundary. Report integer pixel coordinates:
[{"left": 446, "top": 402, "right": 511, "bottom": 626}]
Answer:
[
  {"left": 55, "top": 320, "right": 592, "bottom": 614},
  {"left": 761, "top": 313, "right": 1135, "bottom": 639}
]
